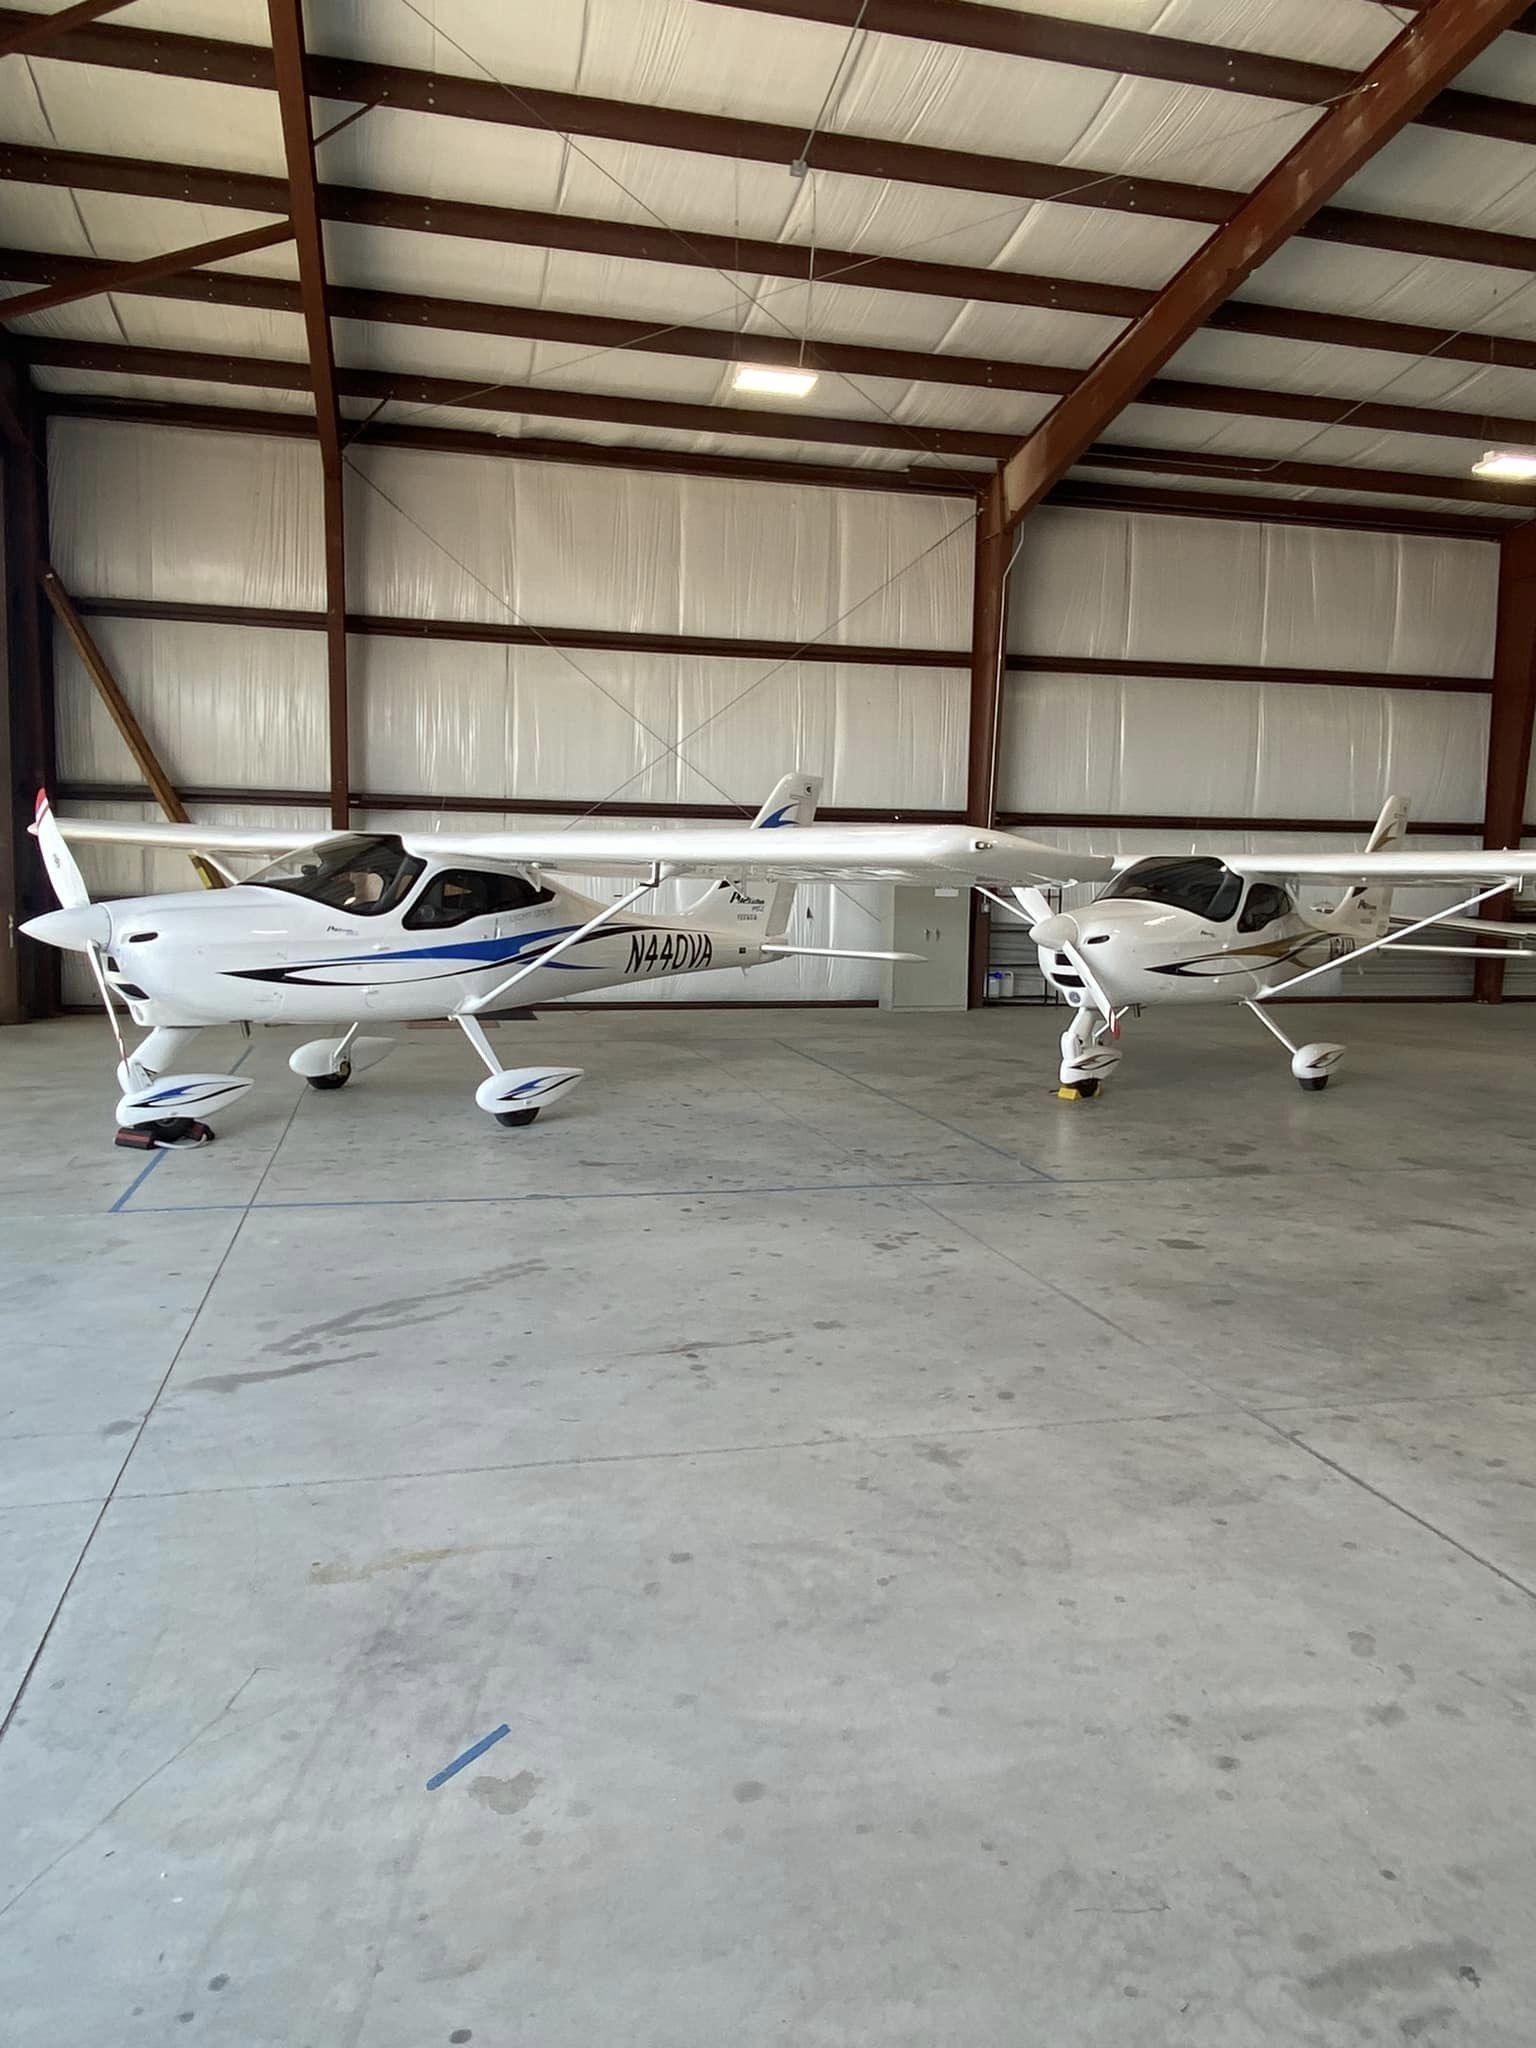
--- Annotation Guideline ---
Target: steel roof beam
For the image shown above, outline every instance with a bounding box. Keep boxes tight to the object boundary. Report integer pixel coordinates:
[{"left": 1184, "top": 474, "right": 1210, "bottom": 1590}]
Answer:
[
  {"left": 1365, "top": 0, "right": 1536, "bottom": 29},
  {"left": 21, "top": 335, "right": 1021, "bottom": 458},
  {"left": 6, "top": 11, "right": 1536, "bottom": 256},
  {"left": 43, "top": 393, "right": 985, "bottom": 498},
  {"left": 0, "top": 1, "right": 129, "bottom": 59},
  {"left": 1046, "top": 479, "right": 1510, "bottom": 541},
  {"left": 1000, "top": 0, "right": 1536, "bottom": 530},
  {"left": 709, "top": 0, "right": 1355, "bottom": 103},
  {"left": 716, "top": 0, "right": 1536, "bottom": 150},
  {"left": 8, "top": 132, "right": 1536, "bottom": 326},
  {"left": 1077, "top": 439, "right": 1535, "bottom": 508},
  {"left": 18, "top": 270, "right": 1536, "bottom": 456},
  {"left": 0, "top": 222, "right": 292, "bottom": 322},
  {"left": 34, "top": 342, "right": 1534, "bottom": 509},
  {"left": 12, "top": 146, "right": 1536, "bottom": 390},
  {"left": 41, "top": 390, "right": 1508, "bottom": 535},
  {"left": 0, "top": 246, "right": 1080, "bottom": 400}
]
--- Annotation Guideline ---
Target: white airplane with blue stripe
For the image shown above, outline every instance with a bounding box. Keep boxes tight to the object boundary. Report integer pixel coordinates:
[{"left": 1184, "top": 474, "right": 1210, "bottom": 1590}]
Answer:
[{"left": 21, "top": 774, "right": 1103, "bottom": 1149}]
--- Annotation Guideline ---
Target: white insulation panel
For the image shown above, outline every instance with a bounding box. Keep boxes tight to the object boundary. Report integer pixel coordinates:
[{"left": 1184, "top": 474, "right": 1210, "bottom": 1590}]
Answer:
[
  {"left": 1000, "top": 674, "right": 1489, "bottom": 825},
  {"left": 55, "top": 618, "right": 329, "bottom": 793},
  {"left": 49, "top": 422, "right": 324, "bottom": 610},
  {"left": 346, "top": 446, "right": 973, "bottom": 649},
  {"left": 350, "top": 640, "right": 966, "bottom": 813},
  {"left": 1009, "top": 507, "right": 1497, "bottom": 679}
]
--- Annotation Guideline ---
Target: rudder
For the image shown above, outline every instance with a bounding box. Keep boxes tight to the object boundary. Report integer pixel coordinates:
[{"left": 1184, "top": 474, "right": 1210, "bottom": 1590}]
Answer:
[
  {"left": 1335, "top": 793, "right": 1410, "bottom": 937},
  {"left": 687, "top": 771, "right": 821, "bottom": 938}
]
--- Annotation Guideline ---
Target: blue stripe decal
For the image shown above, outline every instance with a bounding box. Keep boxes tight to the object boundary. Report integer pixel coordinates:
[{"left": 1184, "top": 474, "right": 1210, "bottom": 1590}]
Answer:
[
  {"left": 426, "top": 1724, "right": 511, "bottom": 1790},
  {"left": 300, "top": 925, "right": 582, "bottom": 970},
  {"left": 224, "top": 923, "right": 633, "bottom": 986}
]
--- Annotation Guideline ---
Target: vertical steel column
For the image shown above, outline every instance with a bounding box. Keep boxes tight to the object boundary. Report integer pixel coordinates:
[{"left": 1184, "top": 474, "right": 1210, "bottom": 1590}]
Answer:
[
  {"left": 965, "top": 472, "right": 1009, "bottom": 1009},
  {"left": 1475, "top": 522, "right": 1536, "bottom": 1001},
  {"left": 268, "top": 0, "right": 349, "bottom": 831},
  {"left": 0, "top": 363, "right": 56, "bottom": 1021}
]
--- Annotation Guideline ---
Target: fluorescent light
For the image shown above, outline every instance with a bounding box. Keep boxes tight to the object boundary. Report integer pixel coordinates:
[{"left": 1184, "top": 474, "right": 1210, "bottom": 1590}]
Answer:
[
  {"left": 1473, "top": 448, "right": 1536, "bottom": 481},
  {"left": 733, "top": 364, "right": 818, "bottom": 399}
]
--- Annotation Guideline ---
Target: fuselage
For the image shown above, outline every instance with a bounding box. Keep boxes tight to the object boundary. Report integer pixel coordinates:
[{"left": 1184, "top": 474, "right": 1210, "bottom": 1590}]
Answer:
[
  {"left": 79, "top": 854, "right": 769, "bottom": 1028},
  {"left": 1036, "top": 854, "right": 1354, "bottom": 1010}
]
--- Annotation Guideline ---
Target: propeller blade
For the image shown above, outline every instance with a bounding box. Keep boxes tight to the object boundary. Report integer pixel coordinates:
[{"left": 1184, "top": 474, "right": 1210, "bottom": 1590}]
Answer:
[
  {"left": 1015, "top": 885, "right": 1054, "bottom": 926},
  {"left": 29, "top": 792, "right": 128, "bottom": 1067},
  {"left": 31, "top": 789, "right": 90, "bottom": 910},
  {"left": 1063, "top": 941, "right": 1115, "bottom": 1026},
  {"left": 83, "top": 942, "right": 127, "bottom": 1067}
]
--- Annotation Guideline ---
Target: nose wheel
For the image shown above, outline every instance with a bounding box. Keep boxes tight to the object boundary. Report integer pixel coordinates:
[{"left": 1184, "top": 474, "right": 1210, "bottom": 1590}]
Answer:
[{"left": 1056, "top": 1007, "right": 1121, "bottom": 1098}]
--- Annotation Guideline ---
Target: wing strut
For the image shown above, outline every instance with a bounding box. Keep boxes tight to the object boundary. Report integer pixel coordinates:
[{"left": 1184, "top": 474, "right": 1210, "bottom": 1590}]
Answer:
[
  {"left": 1254, "top": 880, "right": 1516, "bottom": 1004},
  {"left": 458, "top": 866, "right": 667, "bottom": 1016}
]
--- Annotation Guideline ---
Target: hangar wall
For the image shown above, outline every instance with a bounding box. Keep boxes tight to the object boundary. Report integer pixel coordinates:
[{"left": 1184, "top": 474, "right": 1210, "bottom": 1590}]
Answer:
[{"left": 47, "top": 418, "right": 1499, "bottom": 1005}]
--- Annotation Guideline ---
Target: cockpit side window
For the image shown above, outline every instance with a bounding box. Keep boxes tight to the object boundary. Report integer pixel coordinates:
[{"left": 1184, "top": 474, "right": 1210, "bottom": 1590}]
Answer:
[
  {"left": 1097, "top": 856, "right": 1241, "bottom": 922},
  {"left": 241, "top": 834, "right": 424, "bottom": 916},
  {"left": 1238, "top": 882, "right": 1294, "bottom": 933},
  {"left": 403, "top": 868, "right": 555, "bottom": 930}
]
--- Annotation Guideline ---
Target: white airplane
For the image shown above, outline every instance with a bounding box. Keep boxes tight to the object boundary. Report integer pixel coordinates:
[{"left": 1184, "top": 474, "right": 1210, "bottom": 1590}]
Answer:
[
  {"left": 19, "top": 774, "right": 1105, "bottom": 1148},
  {"left": 20, "top": 779, "right": 1536, "bottom": 1145},
  {"left": 1012, "top": 793, "right": 1536, "bottom": 1097}
]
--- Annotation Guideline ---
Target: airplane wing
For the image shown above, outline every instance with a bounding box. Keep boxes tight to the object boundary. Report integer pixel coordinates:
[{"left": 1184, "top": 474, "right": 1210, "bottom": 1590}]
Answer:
[
  {"left": 49, "top": 817, "right": 326, "bottom": 857},
  {"left": 1226, "top": 850, "right": 1536, "bottom": 885},
  {"left": 397, "top": 822, "right": 1113, "bottom": 889}
]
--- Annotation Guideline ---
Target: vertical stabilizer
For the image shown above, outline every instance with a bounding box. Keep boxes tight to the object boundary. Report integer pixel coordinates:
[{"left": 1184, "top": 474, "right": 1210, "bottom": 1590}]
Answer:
[
  {"left": 686, "top": 771, "right": 821, "bottom": 938},
  {"left": 1335, "top": 793, "right": 1410, "bottom": 936}
]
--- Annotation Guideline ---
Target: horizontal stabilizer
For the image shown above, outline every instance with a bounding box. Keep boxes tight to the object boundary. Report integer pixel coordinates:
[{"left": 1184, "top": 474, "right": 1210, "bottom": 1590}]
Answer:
[
  {"left": 760, "top": 943, "right": 923, "bottom": 961},
  {"left": 1391, "top": 911, "right": 1535, "bottom": 939}
]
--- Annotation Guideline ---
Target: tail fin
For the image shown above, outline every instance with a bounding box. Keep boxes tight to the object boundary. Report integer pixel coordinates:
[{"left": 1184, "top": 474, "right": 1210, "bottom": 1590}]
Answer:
[
  {"left": 686, "top": 770, "right": 821, "bottom": 939},
  {"left": 1333, "top": 793, "right": 1409, "bottom": 937}
]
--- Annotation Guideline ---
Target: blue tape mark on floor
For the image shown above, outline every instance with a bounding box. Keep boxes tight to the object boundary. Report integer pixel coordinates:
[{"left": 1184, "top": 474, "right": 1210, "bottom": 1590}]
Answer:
[
  {"left": 426, "top": 1723, "right": 510, "bottom": 1790},
  {"left": 108, "top": 1044, "right": 253, "bottom": 1215},
  {"left": 108, "top": 1149, "right": 169, "bottom": 1216}
]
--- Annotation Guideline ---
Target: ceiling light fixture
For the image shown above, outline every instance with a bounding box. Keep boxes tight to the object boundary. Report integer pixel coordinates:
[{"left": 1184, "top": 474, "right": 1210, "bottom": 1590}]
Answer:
[
  {"left": 1472, "top": 448, "right": 1536, "bottom": 481},
  {"left": 733, "top": 364, "right": 819, "bottom": 399}
]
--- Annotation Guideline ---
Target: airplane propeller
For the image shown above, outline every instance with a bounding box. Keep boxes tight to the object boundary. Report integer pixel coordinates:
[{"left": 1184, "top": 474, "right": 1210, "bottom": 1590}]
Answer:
[
  {"left": 1018, "top": 883, "right": 1117, "bottom": 1027},
  {"left": 26, "top": 791, "right": 126, "bottom": 1066}
]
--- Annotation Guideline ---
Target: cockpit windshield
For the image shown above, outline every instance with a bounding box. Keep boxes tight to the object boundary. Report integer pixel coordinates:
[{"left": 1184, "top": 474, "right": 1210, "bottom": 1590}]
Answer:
[
  {"left": 240, "top": 834, "right": 425, "bottom": 917},
  {"left": 1097, "top": 856, "right": 1242, "bottom": 922}
]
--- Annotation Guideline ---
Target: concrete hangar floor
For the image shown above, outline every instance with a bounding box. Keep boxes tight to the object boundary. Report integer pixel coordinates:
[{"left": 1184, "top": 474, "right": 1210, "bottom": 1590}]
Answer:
[{"left": 2, "top": 1000, "right": 1534, "bottom": 2046}]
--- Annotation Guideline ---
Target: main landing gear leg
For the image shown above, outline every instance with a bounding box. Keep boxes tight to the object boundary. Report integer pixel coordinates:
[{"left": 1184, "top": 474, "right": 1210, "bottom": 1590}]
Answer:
[
  {"left": 113, "top": 1025, "right": 253, "bottom": 1147},
  {"left": 453, "top": 1014, "right": 585, "bottom": 1128},
  {"left": 1056, "top": 1003, "right": 1122, "bottom": 1100},
  {"left": 1243, "top": 999, "right": 1345, "bottom": 1091}
]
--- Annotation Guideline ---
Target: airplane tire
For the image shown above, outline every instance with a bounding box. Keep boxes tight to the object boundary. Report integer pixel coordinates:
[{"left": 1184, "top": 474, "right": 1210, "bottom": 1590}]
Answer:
[
  {"left": 495, "top": 1107, "right": 540, "bottom": 1128},
  {"left": 1298, "top": 1076, "right": 1328, "bottom": 1092},
  {"left": 1074, "top": 1078, "right": 1101, "bottom": 1099},
  {"left": 307, "top": 1063, "right": 350, "bottom": 1092}
]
